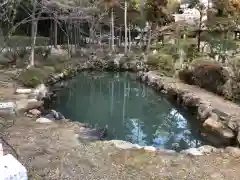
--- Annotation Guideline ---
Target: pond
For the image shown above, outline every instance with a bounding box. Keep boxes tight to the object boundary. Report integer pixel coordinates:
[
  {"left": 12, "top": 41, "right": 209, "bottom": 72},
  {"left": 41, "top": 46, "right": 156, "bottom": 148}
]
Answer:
[{"left": 52, "top": 72, "right": 208, "bottom": 151}]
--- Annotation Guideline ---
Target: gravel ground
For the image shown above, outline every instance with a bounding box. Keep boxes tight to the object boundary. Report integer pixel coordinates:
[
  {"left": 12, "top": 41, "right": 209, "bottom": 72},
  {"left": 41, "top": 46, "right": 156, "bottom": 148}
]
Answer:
[{"left": 1, "top": 116, "right": 240, "bottom": 180}]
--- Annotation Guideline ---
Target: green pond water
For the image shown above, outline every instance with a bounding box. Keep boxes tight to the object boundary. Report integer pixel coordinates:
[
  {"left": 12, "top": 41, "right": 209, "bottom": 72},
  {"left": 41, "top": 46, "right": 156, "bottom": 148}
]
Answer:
[{"left": 53, "top": 72, "right": 207, "bottom": 151}]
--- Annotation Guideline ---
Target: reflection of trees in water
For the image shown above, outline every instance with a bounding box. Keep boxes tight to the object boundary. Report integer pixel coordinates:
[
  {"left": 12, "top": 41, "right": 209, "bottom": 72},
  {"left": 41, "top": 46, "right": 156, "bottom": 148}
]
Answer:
[
  {"left": 54, "top": 72, "right": 202, "bottom": 150},
  {"left": 153, "top": 109, "right": 202, "bottom": 150}
]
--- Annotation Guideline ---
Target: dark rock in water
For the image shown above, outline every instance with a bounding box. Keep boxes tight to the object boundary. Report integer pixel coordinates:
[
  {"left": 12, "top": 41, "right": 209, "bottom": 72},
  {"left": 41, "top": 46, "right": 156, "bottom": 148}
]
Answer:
[
  {"left": 43, "top": 110, "right": 65, "bottom": 120},
  {"left": 78, "top": 126, "right": 108, "bottom": 141},
  {"left": 44, "top": 113, "right": 55, "bottom": 119},
  {"left": 51, "top": 109, "right": 65, "bottom": 120}
]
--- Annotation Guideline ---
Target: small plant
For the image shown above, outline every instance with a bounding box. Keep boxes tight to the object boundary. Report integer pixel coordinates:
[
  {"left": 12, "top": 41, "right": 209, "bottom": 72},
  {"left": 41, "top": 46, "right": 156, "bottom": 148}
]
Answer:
[
  {"left": 146, "top": 51, "right": 175, "bottom": 76},
  {"left": 17, "top": 67, "right": 48, "bottom": 88},
  {"left": 53, "top": 63, "right": 66, "bottom": 73}
]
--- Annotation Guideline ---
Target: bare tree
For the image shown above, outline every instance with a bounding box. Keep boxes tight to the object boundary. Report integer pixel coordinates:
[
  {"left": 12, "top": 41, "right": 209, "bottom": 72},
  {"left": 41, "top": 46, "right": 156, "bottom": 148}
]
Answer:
[{"left": 124, "top": 0, "right": 128, "bottom": 54}]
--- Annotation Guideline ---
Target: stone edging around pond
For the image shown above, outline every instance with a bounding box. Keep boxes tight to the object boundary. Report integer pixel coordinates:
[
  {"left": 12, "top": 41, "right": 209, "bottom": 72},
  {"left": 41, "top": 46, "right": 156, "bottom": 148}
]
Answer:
[
  {"left": 107, "top": 140, "right": 219, "bottom": 156},
  {"left": 107, "top": 140, "right": 240, "bottom": 157},
  {"left": 42, "top": 61, "right": 240, "bottom": 153},
  {"left": 136, "top": 71, "right": 240, "bottom": 147},
  {"left": 11, "top": 56, "right": 240, "bottom": 157}
]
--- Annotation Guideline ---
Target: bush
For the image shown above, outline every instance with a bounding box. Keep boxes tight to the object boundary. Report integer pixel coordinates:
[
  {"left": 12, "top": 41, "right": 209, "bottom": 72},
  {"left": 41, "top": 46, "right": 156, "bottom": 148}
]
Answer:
[
  {"left": 36, "top": 53, "right": 67, "bottom": 69},
  {"left": 17, "top": 67, "right": 48, "bottom": 88},
  {"left": 179, "top": 60, "right": 229, "bottom": 95},
  {"left": 146, "top": 52, "right": 175, "bottom": 76},
  {"left": 42, "top": 66, "right": 55, "bottom": 74},
  {"left": 53, "top": 63, "right": 66, "bottom": 73},
  {"left": 0, "top": 47, "right": 29, "bottom": 68}
]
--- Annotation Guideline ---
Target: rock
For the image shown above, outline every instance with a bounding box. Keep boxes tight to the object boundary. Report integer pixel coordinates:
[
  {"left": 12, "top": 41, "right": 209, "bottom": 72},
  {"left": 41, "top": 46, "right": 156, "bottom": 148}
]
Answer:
[
  {"left": 0, "top": 154, "right": 28, "bottom": 180},
  {"left": 44, "top": 114, "right": 56, "bottom": 119},
  {"left": 114, "top": 53, "right": 124, "bottom": 68},
  {"left": 181, "top": 148, "right": 203, "bottom": 156},
  {"left": 75, "top": 122, "right": 89, "bottom": 128},
  {"left": 78, "top": 127, "right": 108, "bottom": 141},
  {"left": 36, "top": 117, "right": 52, "bottom": 123},
  {"left": 197, "top": 145, "right": 218, "bottom": 154},
  {"left": 32, "top": 84, "right": 48, "bottom": 100},
  {"left": 43, "top": 110, "right": 65, "bottom": 120},
  {"left": 228, "top": 116, "right": 240, "bottom": 131},
  {"left": 15, "top": 88, "right": 32, "bottom": 94},
  {"left": 203, "top": 117, "right": 235, "bottom": 140},
  {"left": 0, "top": 102, "right": 16, "bottom": 115},
  {"left": 144, "top": 146, "right": 156, "bottom": 152},
  {"left": 225, "top": 147, "right": 240, "bottom": 157},
  {"left": 210, "top": 112, "right": 219, "bottom": 121},
  {"left": 26, "top": 113, "right": 33, "bottom": 118},
  {"left": 197, "top": 104, "right": 212, "bottom": 120},
  {"left": 157, "top": 149, "right": 176, "bottom": 154},
  {"left": 237, "top": 128, "right": 240, "bottom": 145},
  {"left": 109, "top": 140, "right": 142, "bottom": 150},
  {"left": 50, "top": 110, "right": 65, "bottom": 120},
  {"left": 28, "top": 109, "right": 41, "bottom": 117}
]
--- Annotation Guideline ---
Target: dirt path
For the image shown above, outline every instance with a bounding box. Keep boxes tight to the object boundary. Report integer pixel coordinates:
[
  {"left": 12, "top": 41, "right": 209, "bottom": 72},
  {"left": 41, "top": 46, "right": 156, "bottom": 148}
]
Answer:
[{"left": 150, "top": 73, "right": 240, "bottom": 118}]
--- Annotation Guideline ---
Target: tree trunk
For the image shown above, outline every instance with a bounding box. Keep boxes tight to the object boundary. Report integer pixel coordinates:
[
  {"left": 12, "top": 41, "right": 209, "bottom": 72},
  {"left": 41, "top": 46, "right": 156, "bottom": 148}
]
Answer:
[
  {"left": 128, "top": 24, "right": 131, "bottom": 52},
  {"left": 99, "top": 28, "right": 102, "bottom": 48},
  {"left": 111, "top": 8, "right": 115, "bottom": 51},
  {"left": 29, "top": 0, "right": 37, "bottom": 68},
  {"left": 54, "top": 18, "right": 58, "bottom": 48},
  {"left": 65, "top": 21, "right": 71, "bottom": 58},
  {"left": 124, "top": 0, "right": 128, "bottom": 54},
  {"left": 146, "top": 29, "right": 152, "bottom": 52},
  {"left": 119, "top": 27, "right": 122, "bottom": 47},
  {"left": 197, "top": 12, "right": 202, "bottom": 52}
]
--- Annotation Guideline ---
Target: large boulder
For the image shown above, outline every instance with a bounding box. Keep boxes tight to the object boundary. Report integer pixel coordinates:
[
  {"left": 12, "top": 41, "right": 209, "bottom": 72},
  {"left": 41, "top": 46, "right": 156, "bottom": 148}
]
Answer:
[{"left": 203, "top": 117, "right": 235, "bottom": 145}]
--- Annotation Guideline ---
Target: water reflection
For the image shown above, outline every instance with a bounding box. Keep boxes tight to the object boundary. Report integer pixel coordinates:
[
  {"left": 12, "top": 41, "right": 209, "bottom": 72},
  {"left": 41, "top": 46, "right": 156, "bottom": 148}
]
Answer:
[{"left": 53, "top": 72, "right": 206, "bottom": 151}]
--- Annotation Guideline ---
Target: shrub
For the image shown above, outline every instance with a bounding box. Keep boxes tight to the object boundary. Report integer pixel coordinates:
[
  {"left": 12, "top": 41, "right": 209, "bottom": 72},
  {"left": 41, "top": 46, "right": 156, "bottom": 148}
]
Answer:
[
  {"left": 0, "top": 54, "right": 12, "bottom": 68},
  {"left": 42, "top": 66, "right": 55, "bottom": 74},
  {"left": 179, "top": 60, "right": 228, "bottom": 95},
  {"left": 36, "top": 53, "right": 67, "bottom": 69},
  {"left": 178, "top": 66, "right": 194, "bottom": 84},
  {"left": 1, "top": 47, "right": 29, "bottom": 68},
  {"left": 146, "top": 52, "right": 175, "bottom": 76},
  {"left": 119, "top": 52, "right": 139, "bottom": 65},
  {"left": 53, "top": 63, "right": 66, "bottom": 73},
  {"left": 17, "top": 67, "right": 48, "bottom": 88}
]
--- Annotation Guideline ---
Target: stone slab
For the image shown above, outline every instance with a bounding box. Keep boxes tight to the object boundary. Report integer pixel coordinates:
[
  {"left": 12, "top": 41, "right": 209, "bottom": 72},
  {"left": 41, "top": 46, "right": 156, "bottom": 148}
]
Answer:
[{"left": 0, "top": 154, "right": 27, "bottom": 180}]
